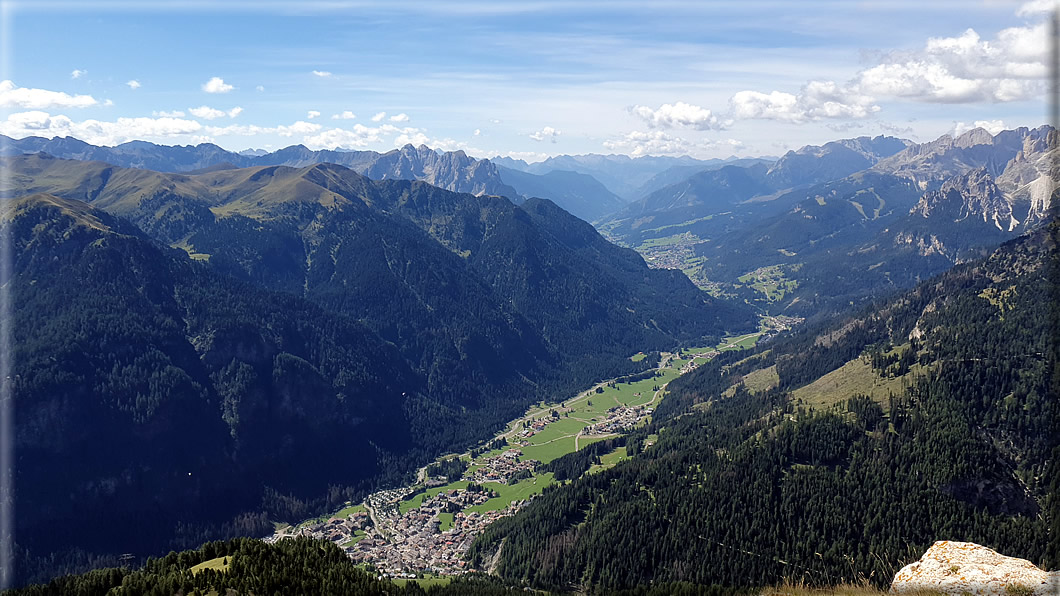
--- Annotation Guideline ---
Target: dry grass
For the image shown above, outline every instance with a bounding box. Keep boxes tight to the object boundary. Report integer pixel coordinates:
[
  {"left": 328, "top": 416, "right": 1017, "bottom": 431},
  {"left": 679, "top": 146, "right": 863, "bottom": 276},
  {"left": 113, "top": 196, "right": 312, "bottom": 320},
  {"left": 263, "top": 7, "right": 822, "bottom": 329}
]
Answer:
[
  {"left": 789, "top": 358, "right": 932, "bottom": 413},
  {"left": 760, "top": 580, "right": 942, "bottom": 596}
]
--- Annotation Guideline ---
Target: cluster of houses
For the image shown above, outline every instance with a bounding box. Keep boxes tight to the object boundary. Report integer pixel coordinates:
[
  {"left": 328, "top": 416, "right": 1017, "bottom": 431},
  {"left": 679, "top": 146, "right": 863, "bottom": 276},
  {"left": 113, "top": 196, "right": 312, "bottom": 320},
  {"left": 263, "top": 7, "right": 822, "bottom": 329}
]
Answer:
[
  {"left": 584, "top": 405, "right": 652, "bottom": 435},
  {"left": 515, "top": 416, "right": 555, "bottom": 439},
  {"left": 347, "top": 488, "right": 526, "bottom": 577},
  {"left": 469, "top": 449, "right": 539, "bottom": 483}
]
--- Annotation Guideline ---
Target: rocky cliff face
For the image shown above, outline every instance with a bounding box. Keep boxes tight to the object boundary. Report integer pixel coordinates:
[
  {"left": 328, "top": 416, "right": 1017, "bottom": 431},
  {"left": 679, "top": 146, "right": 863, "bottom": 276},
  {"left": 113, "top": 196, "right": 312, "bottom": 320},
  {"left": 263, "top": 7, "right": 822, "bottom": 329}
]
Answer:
[
  {"left": 911, "top": 168, "right": 1016, "bottom": 231},
  {"left": 891, "top": 541, "right": 1058, "bottom": 595},
  {"left": 363, "top": 144, "right": 518, "bottom": 197}
]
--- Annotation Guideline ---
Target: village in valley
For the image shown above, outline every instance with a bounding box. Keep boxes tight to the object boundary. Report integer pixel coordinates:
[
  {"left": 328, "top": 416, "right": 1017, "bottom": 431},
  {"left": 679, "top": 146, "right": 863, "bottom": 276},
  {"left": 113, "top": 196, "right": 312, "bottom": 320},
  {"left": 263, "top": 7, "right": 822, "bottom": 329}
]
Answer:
[{"left": 268, "top": 334, "right": 763, "bottom": 583}]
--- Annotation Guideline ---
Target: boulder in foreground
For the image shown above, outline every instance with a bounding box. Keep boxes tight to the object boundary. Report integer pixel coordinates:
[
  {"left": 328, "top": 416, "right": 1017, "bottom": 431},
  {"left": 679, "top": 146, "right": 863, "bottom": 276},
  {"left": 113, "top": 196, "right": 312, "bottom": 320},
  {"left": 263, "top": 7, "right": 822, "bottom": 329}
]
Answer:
[{"left": 890, "top": 541, "right": 1058, "bottom": 595}]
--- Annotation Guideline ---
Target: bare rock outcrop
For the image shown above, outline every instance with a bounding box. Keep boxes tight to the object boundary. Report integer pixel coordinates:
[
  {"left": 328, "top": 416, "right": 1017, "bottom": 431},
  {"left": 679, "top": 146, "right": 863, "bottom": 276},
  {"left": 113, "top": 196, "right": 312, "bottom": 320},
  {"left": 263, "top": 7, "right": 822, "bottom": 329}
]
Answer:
[{"left": 890, "top": 541, "right": 1058, "bottom": 595}]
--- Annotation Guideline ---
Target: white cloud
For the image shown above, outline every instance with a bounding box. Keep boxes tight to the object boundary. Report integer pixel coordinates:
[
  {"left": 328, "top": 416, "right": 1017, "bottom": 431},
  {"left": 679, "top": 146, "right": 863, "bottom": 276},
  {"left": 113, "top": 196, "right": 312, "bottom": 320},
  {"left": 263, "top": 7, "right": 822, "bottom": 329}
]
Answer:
[
  {"left": 371, "top": 112, "right": 386, "bottom": 122},
  {"left": 1016, "top": 0, "right": 1056, "bottom": 18},
  {"left": 307, "top": 110, "right": 321, "bottom": 119},
  {"left": 529, "top": 126, "right": 561, "bottom": 143},
  {"left": 389, "top": 113, "right": 410, "bottom": 122},
  {"left": 255, "top": 85, "right": 265, "bottom": 92},
  {"left": 856, "top": 24, "right": 1046, "bottom": 103},
  {"left": 312, "top": 70, "right": 332, "bottom": 77},
  {"left": 0, "top": 80, "right": 97, "bottom": 109},
  {"left": 203, "top": 120, "right": 323, "bottom": 138},
  {"left": 189, "top": 105, "right": 227, "bottom": 120},
  {"left": 0, "top": 110, "right": 203, "bottom": 146},
  {"left": 126, "top": 80, "right": 141, "bottom": 90},
  {"left": 187, "top": 105, "right": 242, "bottom": 120},
  {"left": 70, "top": 69, "right": 85, "bottom": 79},
  {"left": 489, "top": 119, "right": 502, "bottom": 124},
  {"left": 495, "top": 150, "right": 549, "bottom": 163},
  {"left": 603, "top": 130, "right": 743, "bottom": 158},
  {"left": 729, "top": 81, "right": 879, "bottom": 123},
  {"left": 202, "top": 77, "right": 234, "bottom": 94},
  {"left": 394, "top": 130, "right": 430, "bottom": 147},
  {"left": 153, "top": 110, "right": 185, "bottom": 117},
  {"left": 473, "top": 128, "right": 481, "bottom": 136},
  {"left": 603, "top": 130, "right": 694, "bottom": 157},
  {"left": 631, "top": 101, "right": 730, "bottom": 130},
  {"left": 332, "top": 110, "right": 356, "bottom": 120},
  {"left": 298, "top": 123, "right": 435, "bottom": 150},
  {"left": 103, "top": 99, "right": 114, "bottom": 107},
  {"left": 952, "top": 119, "right": 1007, "bottom": 136}
]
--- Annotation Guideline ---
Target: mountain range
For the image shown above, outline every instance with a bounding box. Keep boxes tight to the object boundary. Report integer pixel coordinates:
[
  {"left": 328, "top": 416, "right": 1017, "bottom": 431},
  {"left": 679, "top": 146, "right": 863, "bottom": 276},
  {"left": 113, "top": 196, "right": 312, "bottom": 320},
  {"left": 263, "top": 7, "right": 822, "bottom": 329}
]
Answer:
[
  {"left": 599, "top": 126, "right": 1056, "bottom": 319},
  {"left": 2, "top": 153, "right": 753, "bottom": 583}
]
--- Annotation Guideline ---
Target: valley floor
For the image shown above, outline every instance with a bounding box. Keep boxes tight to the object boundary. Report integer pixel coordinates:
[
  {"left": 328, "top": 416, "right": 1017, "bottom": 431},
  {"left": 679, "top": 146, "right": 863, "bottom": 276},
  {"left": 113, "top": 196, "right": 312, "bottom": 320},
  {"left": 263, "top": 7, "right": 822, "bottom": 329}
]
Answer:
[{"left": 268, "top": 332, "right": 766, "bottom": 583}]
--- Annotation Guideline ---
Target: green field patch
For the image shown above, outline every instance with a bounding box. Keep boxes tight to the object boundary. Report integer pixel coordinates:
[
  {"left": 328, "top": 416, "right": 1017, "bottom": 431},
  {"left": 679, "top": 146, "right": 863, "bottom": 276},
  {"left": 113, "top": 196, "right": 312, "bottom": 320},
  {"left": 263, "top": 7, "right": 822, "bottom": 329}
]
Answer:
[
  {"left": 587, "top": 447, "right": 630, "bottom": 475},
  {"left": 341, "top": 530, "right": 367, "bottom": 547},
  {"left": 190, "top": 556, "right": 230, "bottom": 575},
  {"left": 437, "top": 512, "right": 454, "bottom": 531},
  {"left": 630, "top": 352, "right": 646, "bottom": 362},
  {"left": 333, "top": 504, "right": 366, "bottom": 519},
  {"left": 737, "top": 265, "right": 799, "bottom": 302},
  {"left": 521, "top": 435, "right": 581, "bottom": 463},
  {"left": 399, "top": 481, "right": 471, "bottom": 514},
  {"left": 719, "top": 332, "right": 760, "bottom": 350},
  {"left": 637, "top": 232, "right": 701, "bottom": 249},
  {"left": 642, "top": 213, "right": 720, "bottom": 234},
  {"left": 463, "top": 473, "right": 556, "bottom": 513}
]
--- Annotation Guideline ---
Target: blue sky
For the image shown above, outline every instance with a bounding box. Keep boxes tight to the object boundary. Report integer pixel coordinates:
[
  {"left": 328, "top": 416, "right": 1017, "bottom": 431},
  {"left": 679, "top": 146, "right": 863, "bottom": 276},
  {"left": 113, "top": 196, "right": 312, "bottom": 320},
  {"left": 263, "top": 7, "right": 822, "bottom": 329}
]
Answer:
[{"left": 0, "top": 0, "right": 1051, "bottom": 160}]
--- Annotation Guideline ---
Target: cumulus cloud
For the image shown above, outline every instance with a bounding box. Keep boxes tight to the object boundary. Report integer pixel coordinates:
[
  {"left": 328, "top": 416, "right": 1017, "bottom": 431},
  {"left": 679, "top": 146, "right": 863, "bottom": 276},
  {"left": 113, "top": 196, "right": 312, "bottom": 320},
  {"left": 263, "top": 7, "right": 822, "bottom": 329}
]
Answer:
[
  {"left": 603, "top": 130, "right": 695, "bottom": 157},
  {"left": 312, "top": 70, "right": 332, "bottom": 77},
  {"left": 255, "top": 85, "right": 265, "bottom": 92},
  {"left": 307, "top": 110, "right": 321, "bottom": 119},
  {"left": 856, "top": 24, "right": 1046, "bottom": 103},
  {"left": 70, "top": 69, "right": 85, "bottom": 79},
  {"left": 188, "top": 105, "right": 226, "bottom": 120},
  {"left": 0, "top": 110, "right": 203, "bottom": 146},
  {"left": 473, "top": 128, "right": 481, "bottom": 136},
  {"left": 631, "top": 101, "right": 730, "bottom": 130},
  {"left": 952, "top": 119, "right": 1007, "bottom": 136},
  {"left": 332, "top": 110, "right": 356, "bottom": 120},
  {"left": 188, "top": 105, "right": 242, "bottom": 120},
  {"left": 1016, "top": 0, "right": 1056, "bottom": 18},
  {"left": 371, "top": 112, "right": 386, "bottom": 122},
  {"left": 202, "top": 77, "right": 234, "bottom": 94},
  {"left": 126, "top": 80, "right": 141, "bottom": 90},
  {"left": 300, "top": 123, "right": 425, "bottom": 149},
  {"left": 730, "top": 81, "right": 879, "bottom": 123},
  {"left": 203, "top": 120, "right": 323, "bottom": 138},
  {"left": 0, "top": 80, "right": 97, "bottom": 109},
  {"left": 389, "top": 113, "right": 409, "bottom": 123},
  {"left": 604, "top": 130, "right": 743, "bottom": 157},
  {"left": 153, "top": 110, "right": 185, "bottom": 118},
  {"left": 529, "top": 126, "right": 561, "bottom": 143}
]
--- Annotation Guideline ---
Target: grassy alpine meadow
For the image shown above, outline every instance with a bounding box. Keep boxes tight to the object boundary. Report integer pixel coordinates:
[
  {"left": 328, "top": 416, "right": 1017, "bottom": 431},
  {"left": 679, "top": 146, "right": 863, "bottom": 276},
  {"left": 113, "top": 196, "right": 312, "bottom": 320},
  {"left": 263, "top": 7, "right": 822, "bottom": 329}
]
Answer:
[{"left": 463, "top": 473, "right": 557, "bottom": 514}]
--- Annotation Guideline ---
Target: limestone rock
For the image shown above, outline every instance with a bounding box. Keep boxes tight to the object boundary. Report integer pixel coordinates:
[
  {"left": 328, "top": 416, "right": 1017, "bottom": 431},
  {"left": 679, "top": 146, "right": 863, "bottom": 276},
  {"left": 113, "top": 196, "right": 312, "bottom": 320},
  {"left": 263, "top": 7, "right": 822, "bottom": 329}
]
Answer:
[{"left": 890, "top": 541, "right": 1059, "bottom": 595}]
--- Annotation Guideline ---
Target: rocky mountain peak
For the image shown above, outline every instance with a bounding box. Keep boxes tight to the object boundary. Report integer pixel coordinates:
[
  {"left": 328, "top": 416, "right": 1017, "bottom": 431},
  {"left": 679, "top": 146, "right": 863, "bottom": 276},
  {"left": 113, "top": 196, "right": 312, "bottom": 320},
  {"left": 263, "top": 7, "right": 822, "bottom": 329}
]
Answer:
[{"left": 953, "top": 127, "right": 995, "bottom": 148}]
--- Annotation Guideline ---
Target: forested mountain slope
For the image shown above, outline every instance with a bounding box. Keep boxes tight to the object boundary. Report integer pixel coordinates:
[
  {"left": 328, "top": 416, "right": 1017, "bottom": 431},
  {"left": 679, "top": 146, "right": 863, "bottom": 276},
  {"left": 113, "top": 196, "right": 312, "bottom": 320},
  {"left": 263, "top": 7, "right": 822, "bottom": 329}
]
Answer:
[
  {"left": 471, "top": 221, "right": 1058, "bottom": 593},
  {"left": 3, "top": 156, "right": 752, "bottom": 584}
]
